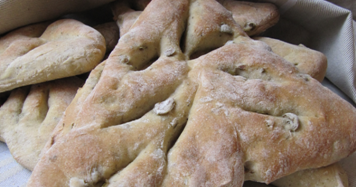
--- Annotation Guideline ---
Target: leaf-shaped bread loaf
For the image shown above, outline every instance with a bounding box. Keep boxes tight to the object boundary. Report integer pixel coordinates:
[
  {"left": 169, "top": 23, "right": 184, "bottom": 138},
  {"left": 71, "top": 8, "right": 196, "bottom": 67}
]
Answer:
[
  {"left": 220, "top": 0, "right": 279, "bottom": 36},
  {"left": 112, "top": 2, "right": 326, "bottom": 84},
  {"left": 112, "top": 0, "right": 279, "bottom": 39},
  {"left": 255, "top": 37, "right": 328, "bottom": 82},
  {"left": 0, "top": 77, "right": 83, "bottom": 170},
  {"left": 0, "top": 19, "right": 106, "bottom": 93},
  {"left": 0, "top": 22, "right": 49, "bottom": 54},
  {"left": 27, "top": 0, "right": 355, "bottom": 186}
]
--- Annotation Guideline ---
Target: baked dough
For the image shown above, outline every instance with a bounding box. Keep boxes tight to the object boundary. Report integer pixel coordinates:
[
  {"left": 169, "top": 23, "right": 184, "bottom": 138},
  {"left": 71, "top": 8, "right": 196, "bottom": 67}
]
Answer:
[
  {"left": 0, "top": 19, "right": 106, "bottom": 93},
  {"left": 27, "top": 0, "right": 355, "bottom": 186},
  {"left": 112, "top": 3, "right": 326, "bottom": 83},
  {"left": 220, "top": 0, "right": 279, "bottom": 36},
  {"left": 255, "top": 37, "right": 328, "bottom": 82},
  {"left": 0, "top": 77, "right": 83, "bottom": 170},
  {"left": 112, "top": 0, "right": 279, "bottom": 39},
  {"left": 0, "top": 22, "right": 49, "bottom": 54}
]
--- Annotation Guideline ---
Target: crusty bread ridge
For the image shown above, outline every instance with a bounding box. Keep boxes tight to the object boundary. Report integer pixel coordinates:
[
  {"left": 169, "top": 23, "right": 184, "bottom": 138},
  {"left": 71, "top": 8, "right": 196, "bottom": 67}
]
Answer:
[
  {"left": 112, "top": 2, "right": 327, "bottom": 83},
  {"left": 220, "top": 0, "right": 280, "bottom": 36},
  {"left": 26, "top": 0, "right": 355, "bottom": 187},
  {"left": 254, "top": 36, "right": 328, "bottom": 82},
  {"left": 0, "top": 77, "right": 83, "bottom": 170},
  {"left": 0, "top": 19, "right": 106, "bottom": 93}
]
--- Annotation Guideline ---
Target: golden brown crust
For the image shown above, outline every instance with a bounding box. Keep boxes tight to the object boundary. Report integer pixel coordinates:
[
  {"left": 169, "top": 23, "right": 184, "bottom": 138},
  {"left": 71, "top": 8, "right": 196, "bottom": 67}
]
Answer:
[
  {"left": 0, "top": 77, "right": 83, "bottom": 170},
  {"left": 164, "top": 37, "right": 355, "bottom": 184},
  {"left": 220, "top": 0, "right": 280, "bottom": 36},
  {"left": 0, "top": 22, "right": 50, "bottom": 54},
  {"left": 0, "top": 19, "right": 106, "bottom": 93},
  {"left": 111, "top": 0, "right": 280, "bottom": 50},
  {"left": 183, "top": 0, "right": 246, "bottom": 58},
  {"left": 255, "top": 37, "right": 328, "bottom": 82},
  {"left": 28, "top": 0, "right": 355, "bottom": 186}
]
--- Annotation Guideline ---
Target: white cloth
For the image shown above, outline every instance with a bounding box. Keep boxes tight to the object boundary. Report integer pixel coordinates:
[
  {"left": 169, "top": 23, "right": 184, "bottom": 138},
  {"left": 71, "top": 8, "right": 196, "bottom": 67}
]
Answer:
[
  {"left": 0, "top": 0, "right": 355, "bottom": 187},
  {"left": 0, "top": 142, "right": 31, "bottom": 187}
]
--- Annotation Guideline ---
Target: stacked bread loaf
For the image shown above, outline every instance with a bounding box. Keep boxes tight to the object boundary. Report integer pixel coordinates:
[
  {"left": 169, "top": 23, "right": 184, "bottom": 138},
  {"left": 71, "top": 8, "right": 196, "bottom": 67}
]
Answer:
[{"left": 0, "top": 0, "right": 354, "bottom": 187}]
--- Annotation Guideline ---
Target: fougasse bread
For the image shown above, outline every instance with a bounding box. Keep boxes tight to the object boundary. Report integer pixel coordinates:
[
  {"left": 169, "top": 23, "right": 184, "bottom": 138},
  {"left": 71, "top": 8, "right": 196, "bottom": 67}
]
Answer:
[
  {"left": 111, "top": 0, "right": 279, "bottom": 39},
  {"left": 220, "top": 0, "right": 279, "bottom": 36},
  {"left": 254, "top": 37, "right": 328, "bottom": 82},
  {"left": 27, "top": 0, "right": 355, "bottom": 186},
  {"left": 0, "top": 19, "right": 106, "bottom": 93},
  {"left": 0, "top": 22, "right": 50, "bottom": 54},
  {"left": 112, "top": 1, "right": 326, "bottom": 84},
  {"left": 0, "top": 77, "right": 83, "bottom": 171}
]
